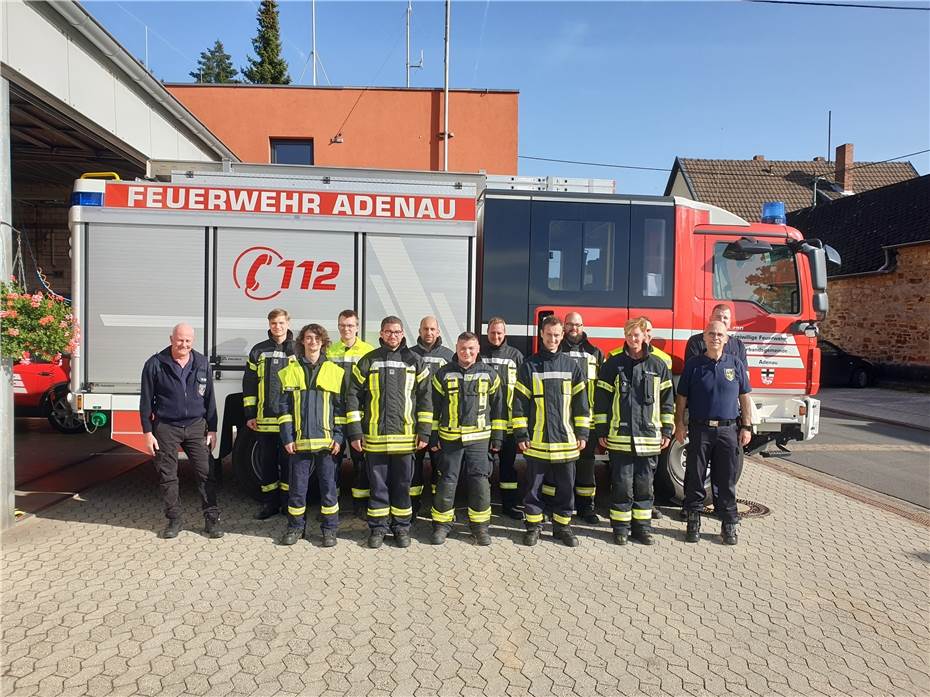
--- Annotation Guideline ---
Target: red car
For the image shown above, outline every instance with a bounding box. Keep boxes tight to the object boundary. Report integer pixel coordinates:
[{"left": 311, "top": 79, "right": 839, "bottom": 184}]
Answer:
[{"left": 13, "top": 357, "right": 85, "bottom": 433}]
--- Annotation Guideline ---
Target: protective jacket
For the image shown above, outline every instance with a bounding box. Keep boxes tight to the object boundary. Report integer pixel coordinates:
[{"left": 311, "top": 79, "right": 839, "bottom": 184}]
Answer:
[
  {"left": 327, "top": 337, "right": 376, "bottom": 371},
  {"left": 559, "top": 332, "right": 604, "bottom": 408},
  {"left": 411, "top": 336, "right": 454, "bottom": 376},
  {"left": 243, "top": 330, "right": 296, "bottom": 433},
  {"left": 277, "top": 355, "right": 346, "bottom": 452},
  {"left": 431, "top": 358, "right": 506, "bottom": 447},
  {"left": 346, "top": 339, "right": 433, "bottom": 454},
  {"left": 140, "top": 348, "right": 216, "bottom": 433},
  {"left": 594, "top": 343, "right": 675, "bottom": 455},
  {"left": 512, "top": 349, "right": 590, "bottom": 462},
  {"left": 480, "top": 339, "right": 524, "bottom": 434}
]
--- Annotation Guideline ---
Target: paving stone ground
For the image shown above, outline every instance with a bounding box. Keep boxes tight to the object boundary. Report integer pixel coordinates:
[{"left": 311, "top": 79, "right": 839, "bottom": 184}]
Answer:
[{"left": 2, "top": 457, "right": 929, "bottom": 697}]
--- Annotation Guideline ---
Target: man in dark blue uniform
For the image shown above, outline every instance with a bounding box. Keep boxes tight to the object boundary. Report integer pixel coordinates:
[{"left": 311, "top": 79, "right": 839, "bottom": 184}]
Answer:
[{"left": 674, "top": 321, "right": 752, "bottom": 545}]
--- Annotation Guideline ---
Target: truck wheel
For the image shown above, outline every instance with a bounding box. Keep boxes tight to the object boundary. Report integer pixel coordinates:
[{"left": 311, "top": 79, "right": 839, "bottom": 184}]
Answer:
[
  {"left": 851, "top": 367, "right": 870, "bottom": 389},
  {"left": 46, "top": 385, "right": 86, "bottom": 434},
  {"left": 232, "top": 428, "right": 263, "bottom": 501},
  {"left": 654, "top": 437, "right": 719, "bottom": 505}
]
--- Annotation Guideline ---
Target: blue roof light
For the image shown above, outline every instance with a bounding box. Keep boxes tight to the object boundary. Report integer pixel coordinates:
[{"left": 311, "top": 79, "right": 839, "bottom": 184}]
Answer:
[
  {"left": 761, "top": 201, "right": 786, "bottom": 225},
  {"left": 71, "top": 191, "right": 104, "bottom": 207}
]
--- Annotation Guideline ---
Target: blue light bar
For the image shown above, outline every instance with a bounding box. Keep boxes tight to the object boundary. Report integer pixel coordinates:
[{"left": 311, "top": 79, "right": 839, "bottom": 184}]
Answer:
[
  {"left": 71, "top": 191, "right": 104, "bottom": 207},
  {"left": 761, "top": 201, "right": 786, "bottom": 225}
]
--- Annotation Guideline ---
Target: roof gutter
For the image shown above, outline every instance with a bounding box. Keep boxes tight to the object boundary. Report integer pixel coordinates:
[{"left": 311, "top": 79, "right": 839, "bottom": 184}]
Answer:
[
  {"left": 830, "top": 239, "right": 930, "bottom": 280},
  {"left": 42, "top": 1, "right": 239, "bottom": 163}
]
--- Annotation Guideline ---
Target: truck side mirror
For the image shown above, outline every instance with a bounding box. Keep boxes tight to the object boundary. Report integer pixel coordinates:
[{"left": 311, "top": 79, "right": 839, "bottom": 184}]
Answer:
[
  {"left": 723, "top": 237, "right": 773, "bottom": 261},
  {"left": 813, "top": 291, "right": 829, "bottom": 314}
]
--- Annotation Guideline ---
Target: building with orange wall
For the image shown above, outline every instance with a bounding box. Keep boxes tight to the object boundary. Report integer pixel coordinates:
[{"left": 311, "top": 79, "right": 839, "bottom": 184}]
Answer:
[{"left": 165, "top": 84, "right": 518, "bottom": 174}]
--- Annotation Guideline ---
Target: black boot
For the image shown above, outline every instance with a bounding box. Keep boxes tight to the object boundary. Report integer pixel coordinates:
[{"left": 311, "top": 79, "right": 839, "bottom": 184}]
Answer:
[
  {"left": 162, "top": 518, "right": 182, "bottom": 539},
  {"left": 685, "top": 511, "right": 701, "bottom": 543},
  {"left": 393, "top": 527, "right": 411, "bottom": 548},
  {"left": 612, "top": 528, "right": 629, "bottom": 545},
  {"left": 632, "top": 527, "right": 655, "bottom": 545},
  {"left": 522, "top": 525, "right": 540, "bottom": 546},
  {"left": 280, "top": 527, "right": 303, "bottom": 545},
  {"left": 204, "top": 515, "right": 224, "bottom": 539},
  {"left": 722, "top": 521, "right": 739, "bottom": 545},
  {"left": 430, "top": 524, "right": 450, "bottom": 545},
  {"left": 321, "top": 528, "right": 338, "bottom": 548},
  {"left": 255, "top": 501, "right": 279, "bottom": 520},
  {"left": 553, "top": 524, "right": 580, "bottom": 548},
  {"left": 367, "top": 529, "right": 385, "bottom": 549},
  {"left": 471, "top": 524, "right": 491, "bottom": 547}
]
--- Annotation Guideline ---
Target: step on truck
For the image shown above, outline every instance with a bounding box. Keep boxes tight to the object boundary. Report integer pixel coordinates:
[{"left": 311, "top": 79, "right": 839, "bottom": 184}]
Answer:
[{"left": 68, "top": 162, "right": 837, "bottom": 502}]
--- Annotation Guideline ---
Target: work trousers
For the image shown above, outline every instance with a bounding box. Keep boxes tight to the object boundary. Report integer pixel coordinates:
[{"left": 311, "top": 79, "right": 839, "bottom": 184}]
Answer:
[
  {"left": 541, "top": 439, "right": 594, "bottom": 514},
  {"left": 257, "top": 431, "right": 290, "bottom": 505},
  {"left": 431, "top": 441, "right": 492, "bottom": 528},
  {"left": 286, "top": 450, "right": 339, "bottom": 531},
  {"left": 683, "top": 423, "right": 739, "bottom": 524},
  {"left": 152, "top": 418, "right": 219, "bottom": 521},
  {"left": 411, "top": 448, "right": 439, "bottom": 510},
  {"left": 366, "top": 452, "right": 415, "bottom": 532},
  {"left": 608, "top": 451, "right": 655, "bottom": 533},
  {"left": 524, "top": 456, "right": 576, "bottom": 528},
  {"left": 496, "top": 435, "right": 520, "bottom": 506},
  {"left": 349, "top": 448, "right": 369, "bottom": 505}
]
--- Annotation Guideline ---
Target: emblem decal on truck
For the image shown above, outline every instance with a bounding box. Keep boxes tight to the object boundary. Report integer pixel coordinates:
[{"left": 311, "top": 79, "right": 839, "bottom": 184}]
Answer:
[{"left": 232, "top": 246, "right": 340, "bottom": 300}]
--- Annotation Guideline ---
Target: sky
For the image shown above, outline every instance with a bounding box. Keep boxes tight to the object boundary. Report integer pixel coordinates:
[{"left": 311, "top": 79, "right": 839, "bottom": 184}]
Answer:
[{"left": 83, "top": 0, "right": 930, "bottom": 195}]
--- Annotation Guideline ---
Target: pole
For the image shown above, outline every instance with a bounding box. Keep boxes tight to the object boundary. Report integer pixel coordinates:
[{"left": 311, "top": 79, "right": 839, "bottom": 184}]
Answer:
[
  {"left": 443, "top": 0, "right": 450, "bottom": 171},
  {"left": 312, "top": 0, "right": 317, "bottom": 86},
  {"left": 827, "top": 110, "right": 832, "bottom": 163},
  {"left": 144, "top": 25, "right": 149, "bottom": 70},
  {"left": 0, "top": 77, "right": 15, "bottom": 530},
  {"left": 406, "top": 0, "right": 411, "bottom": 88}
]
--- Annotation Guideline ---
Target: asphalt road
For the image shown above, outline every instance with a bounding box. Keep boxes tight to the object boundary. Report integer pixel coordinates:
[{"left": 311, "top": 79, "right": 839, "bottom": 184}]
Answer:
[{"left": 765, "top": 411, "right": 930, "bottom": 509}]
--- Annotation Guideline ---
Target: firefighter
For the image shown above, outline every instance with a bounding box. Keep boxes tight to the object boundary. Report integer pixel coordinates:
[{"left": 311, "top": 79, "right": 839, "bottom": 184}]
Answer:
[
  {"left": 512, "top": 315, "right": 590, "bottom": 547},
  {"left": 141, "top": 323, "right": 222, "bottom": 539},
  {"left": 346, "top": 316, "right": 432, "bottom": 549},
  {"left": 410, "top": 315, "right": 454, "bottom": 518},
  {"left": 480, "top": 317, "right": 524, "bottom": 519},
  {"left": 327, "top": 309, "right": 375, "bottom": 517},
  {"left": 684, "top": 304, "right": 748, "bottom": 369},
  {"left": 243, "top": 308, "right": 296, "bottom": 520},
  {"left": 594, "top": 317, "right": 675, "bottom": 546},
  {"left": 277, "top": 324, "right": 345, "bottom": 547},
  {"left": 557, "top": 312, "right": 603, "bottom": 524},
  {"left": 429, "top": 332, "right": 506, "bottom": 546},
  {"left": 640, "top": 316, "right": 672, "bottom": 521},
  {"left": 675, "top": 321, "right": 753, "bottom": 545}
]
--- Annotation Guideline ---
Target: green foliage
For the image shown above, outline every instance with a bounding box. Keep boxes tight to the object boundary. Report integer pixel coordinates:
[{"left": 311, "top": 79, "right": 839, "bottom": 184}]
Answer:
[
  {"left": 190, "top": 39, "right": 238, "bottom": 83},
  {"left": 242, "top": 0, "right": 291, "bottom": 85},
  {"left": 0, "top": 280, "right": 79, "bottom": 363}
]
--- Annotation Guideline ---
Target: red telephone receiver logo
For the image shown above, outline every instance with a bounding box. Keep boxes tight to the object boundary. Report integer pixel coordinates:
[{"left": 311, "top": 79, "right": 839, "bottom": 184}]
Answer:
[
  {"left": 232, "top": 246, "right": 341, "bottom": 301},
  {"left": 233, "top": 246, "right": 284, "bottom": 300}
]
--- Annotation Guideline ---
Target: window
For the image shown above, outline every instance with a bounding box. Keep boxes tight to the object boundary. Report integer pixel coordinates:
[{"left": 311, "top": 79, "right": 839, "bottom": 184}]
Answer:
[
  {"left": 271, "top": 139, "right": 314, "bottom": 165},
  {"left": 641, "top": 217, "right": 668, "bottom": 297},
  {"left": 629, "top": 205, "right": 674, "bottom": 308},
  {"left": 713, "top": 243, "right": 800, "bottom": 314},
  {"left": 547, "top": 221, "right": 615, "bottom": 292}
]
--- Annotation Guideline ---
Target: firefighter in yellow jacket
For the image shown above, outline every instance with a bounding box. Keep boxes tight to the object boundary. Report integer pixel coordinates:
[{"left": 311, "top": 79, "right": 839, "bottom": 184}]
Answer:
[
  {"left": 594, "top": 317, "right": 675, "bottom": 546},
  {"left": 345, "top": 316, "right": 432, "bottom": 549},
  {"left": 276, "top": 324, "right": 346, "bottom": 547},
  {"left": 512, "top": 315, "right": 590, "bottom": 547},
  {"left": 242, "top": 308, "right": 296, "bottom": 520}
]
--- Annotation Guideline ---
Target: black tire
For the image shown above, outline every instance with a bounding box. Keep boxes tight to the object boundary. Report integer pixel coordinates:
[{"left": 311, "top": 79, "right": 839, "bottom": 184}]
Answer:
[
  {"left": 232, "top": 428, "right": 263, "bottom": 501},
  {"left": 46, "top": 384, "right": 86, "bottom": 434},
  {"left": 851, "top": 367, "right": 870, "bottom": 389},
  {"left": 654, "top": 447, "right": 677, "bottom": 503}
]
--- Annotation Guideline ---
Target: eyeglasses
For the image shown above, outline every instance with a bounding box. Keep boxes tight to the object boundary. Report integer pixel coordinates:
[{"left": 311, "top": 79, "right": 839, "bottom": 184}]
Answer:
[{"left": 382, "top": 329, "right": 403, "bottom": 336}]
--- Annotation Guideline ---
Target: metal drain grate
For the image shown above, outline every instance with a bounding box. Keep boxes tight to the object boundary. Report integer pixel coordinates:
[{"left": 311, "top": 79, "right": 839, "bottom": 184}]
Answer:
[{"left": 702, "top": 498, "right": 770, "bottom": 519}]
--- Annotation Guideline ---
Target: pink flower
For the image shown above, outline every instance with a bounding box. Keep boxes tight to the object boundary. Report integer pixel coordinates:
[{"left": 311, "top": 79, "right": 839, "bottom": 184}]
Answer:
[
  {"left": 0, "top": 309, "right": 17, "bottom": 319},
  {"left": 59, "top": 320, "right": 68, "bottom": 328},
  {"left": 7, "top": 328, "right": 19, "bottom": 336},
  {"left": 53, "top": 353, "right": 62, "bottom": 365},
  {"left": 20, "top": 351, "right": 31, "bottom": 364},
  {"left": 38, "top": 315, "right": 54, "bottom": 326}
]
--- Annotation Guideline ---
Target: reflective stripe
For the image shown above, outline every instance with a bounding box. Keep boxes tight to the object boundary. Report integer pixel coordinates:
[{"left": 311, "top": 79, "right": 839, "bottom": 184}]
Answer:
[
  {"left": 368, "top": 507, "right": 390, "bottom": 517},
  {"left": 596, "top": 379, "right": 614, "bottom": 393},
  {"left": 573, "top": 416, "right": 590, "bottom": 428},
  {"left": 661, "top": 414, "right": 675, "bottom": 425},
  {"left": 525, "top": 512, "right": 544, "bottom": 523},
  {"left": 532, "top": 375, "right": 545, "bottom": 444},
  {"left": 536, "top": 371, "right": 573, "bottom": 380},
  {"left": 261, "top": 482, "right": 279, "bottom": 493},
  {"left": 571, "top": 382, "right": 586, "bottom": 396},
  {"left": 403, "top": 370, "right": 415, "bottom": 435},
  {"left": 279, "top": 482, "right": 290, "bottom": 491},
  {"left": 368, "top": 372, "right": 381, "bottom": 438},
  {"left": 660, "top": 380, "right": 673, "bottom": 390},
  {"left": 491, "top": 419, "right": 509, "bottom": 430},
  {"left": 541, "top": 484, "right": 556, "bottom": 497},
  {"left": 321, "top": 503, "right": 339, "bottom": 516},
  {"left": 390, "top": 506, "right": 413, "bottom": 518},
  {"left": 593, "top": 413, "right": 608, "bottom": 425},
  {"left": 432, "top": 507, "right": 455, "bottom": 523},
  {"left": 247, "top": 361, "right": 258, "bottom": 371},
  {"left": 469, "top": 507, "right": 492, "bottom": 523},
  {"left": 416, "top": 368, "right": 431, "bottom": 383},
  {"left": 575, "top": 486, "right": 596, "bottom": 497},
  {"left": 511, "top": 417, "right": 528, "bottom": 428},
  {"left": 352, "top": 488, "right": 370, "bottom": 498},
  {"left": 632, "top": 508, "right": 652, "bottom": 520},
  {"left": 335, "top": 416, "right": 348, "bottom": 426},
  {"left": 499, "top": 482, "right": 518, "bottom": 490},
  {"left": 370, "top": 360, "right": 409, "bottom": 370},
  {"left": 609, "top": 375, "right": 622, "bottom": 437},
  {"left": 562, "top": 380, "right": 574, "bottom": 444},
  {"left": 278, "top": 414, "right": 294, "bottom": 424},
  {"left": 288, "top": 505, "right": 306, "bottom": 516},
  {"left": 243, "top": 396, "right": 258, "bottom": 407},
  {"left": 610, "top": 509, "right": 632, "bottom": 522},
  {"left": 410, "top": 485, "right": 425, "bottom": 496},
  {"left": 526, "top": 446, "right": 579, "bottom": 462},
  {"left": 513, "top": 381, "right": 531, "bottom": 398},
  {"left": 346, "top": 410, "right": 362, "bottom": 423},
  {"left": 417, "top": 411, "right": 433, "bottom": 424},
  {"left": 552, "top": 513, "right": 571, "bottom": 525}
]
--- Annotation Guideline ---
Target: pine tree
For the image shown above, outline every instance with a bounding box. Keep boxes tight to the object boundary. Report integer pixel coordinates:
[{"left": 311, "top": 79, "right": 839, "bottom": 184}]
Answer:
[
  {"left": 190, "top": 39, "right": 238, "bottom": 83},
  {"left": 241, "top": 0, "right": 291, "bottom": 85}
]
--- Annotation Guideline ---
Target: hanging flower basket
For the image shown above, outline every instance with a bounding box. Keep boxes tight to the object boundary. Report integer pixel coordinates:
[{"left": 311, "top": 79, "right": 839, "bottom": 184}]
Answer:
[{"left": 0, "top": 278, "right": 79, "bottom": 364}]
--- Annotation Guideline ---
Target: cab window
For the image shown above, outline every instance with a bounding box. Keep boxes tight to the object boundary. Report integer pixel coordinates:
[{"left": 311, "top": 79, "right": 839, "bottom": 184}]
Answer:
[{"left": 713, "top": 243, "right": 800, "bottom": 314}]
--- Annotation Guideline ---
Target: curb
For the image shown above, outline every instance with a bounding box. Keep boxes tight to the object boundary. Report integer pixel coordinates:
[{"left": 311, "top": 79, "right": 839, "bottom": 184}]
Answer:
[{"left": 820, "top": 406, "right": 930, "bottom": 433}]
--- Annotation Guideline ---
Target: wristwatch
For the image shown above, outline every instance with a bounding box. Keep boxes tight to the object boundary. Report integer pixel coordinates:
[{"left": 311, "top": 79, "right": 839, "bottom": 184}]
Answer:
[{"left": 739, "top": 424, "right": 752, "bottom": 432}]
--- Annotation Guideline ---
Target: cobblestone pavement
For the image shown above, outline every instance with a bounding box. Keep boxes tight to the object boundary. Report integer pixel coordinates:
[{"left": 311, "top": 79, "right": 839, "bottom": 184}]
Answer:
[{"left": 2, "top": 457, "right": 929, "bottom": 697}]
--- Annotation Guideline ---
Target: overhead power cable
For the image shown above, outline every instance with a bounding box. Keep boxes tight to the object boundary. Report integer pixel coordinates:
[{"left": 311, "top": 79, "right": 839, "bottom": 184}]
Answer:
[{"left": 745, "top": 0, "right": 929, "bottom": 10}]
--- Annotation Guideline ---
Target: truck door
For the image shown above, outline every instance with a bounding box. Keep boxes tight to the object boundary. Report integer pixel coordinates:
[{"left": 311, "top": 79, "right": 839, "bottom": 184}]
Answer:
[
  {"left": 704, "top": 233, "right": 809, "bottom": 393},
  {"left": 528, "top": 199, "right": 631, "bottom": 355}
]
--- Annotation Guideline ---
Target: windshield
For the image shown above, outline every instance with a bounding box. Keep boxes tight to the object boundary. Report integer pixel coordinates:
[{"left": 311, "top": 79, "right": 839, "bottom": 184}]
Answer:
[{"left": 713, "top": 243, "right": 800, "bottom": 314}]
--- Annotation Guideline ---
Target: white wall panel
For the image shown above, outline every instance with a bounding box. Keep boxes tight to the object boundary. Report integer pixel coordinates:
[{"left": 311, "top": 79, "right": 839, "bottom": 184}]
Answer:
[
  {"left": 6, "top": 1, "right": 69, "bottom": 98},
  {"left": 113, "top": 80, "right": 152, "bottom": 156},
  {"left": 66, "top": 41, "right": 116, "bottom": 133}
]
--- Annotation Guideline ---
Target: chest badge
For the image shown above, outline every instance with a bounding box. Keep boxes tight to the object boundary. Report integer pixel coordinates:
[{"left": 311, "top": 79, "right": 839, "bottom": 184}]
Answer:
[{"left": 724, "top": 368, "right": 736, "bottom": 382}]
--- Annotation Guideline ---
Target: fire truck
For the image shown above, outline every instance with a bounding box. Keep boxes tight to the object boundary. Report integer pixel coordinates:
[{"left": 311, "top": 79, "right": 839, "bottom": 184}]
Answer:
[{"left": 68, "top": 161, "right": 837, "bottom": 502}]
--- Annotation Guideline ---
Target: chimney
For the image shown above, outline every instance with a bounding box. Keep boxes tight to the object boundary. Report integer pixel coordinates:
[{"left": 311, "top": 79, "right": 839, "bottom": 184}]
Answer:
[
  {"left": 812, "top": 156, "right": 825, "bottom": 162},
  {"left": 836, "top": 143, "right": 854, "bottom": 193},
  {"left": 752, "top": 155, "right": 765, "bottom": 161}
]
